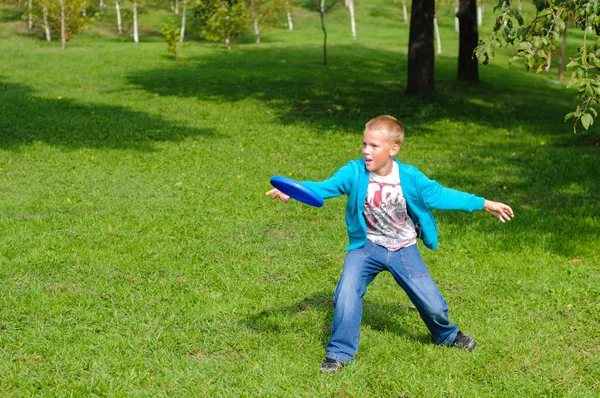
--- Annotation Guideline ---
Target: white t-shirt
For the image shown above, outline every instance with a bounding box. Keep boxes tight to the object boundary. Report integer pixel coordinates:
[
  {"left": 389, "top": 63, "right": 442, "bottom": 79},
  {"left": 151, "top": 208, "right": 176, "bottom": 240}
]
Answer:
[{"left": 363, "top": 162, "right": 417, "bottom": 250}]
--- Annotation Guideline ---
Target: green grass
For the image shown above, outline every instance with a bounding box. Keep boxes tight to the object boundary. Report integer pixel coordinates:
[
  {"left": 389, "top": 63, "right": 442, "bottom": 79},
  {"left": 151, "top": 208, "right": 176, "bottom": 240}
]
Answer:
[{"left": 1, "top": 0, "right": 599, "bottom": 396}]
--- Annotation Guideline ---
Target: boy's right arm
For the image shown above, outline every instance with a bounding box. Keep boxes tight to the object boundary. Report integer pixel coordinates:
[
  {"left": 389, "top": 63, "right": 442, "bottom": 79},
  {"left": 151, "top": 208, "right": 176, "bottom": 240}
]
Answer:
[{"left": 265, "top": 161, "right": 355, "bottom": 204}]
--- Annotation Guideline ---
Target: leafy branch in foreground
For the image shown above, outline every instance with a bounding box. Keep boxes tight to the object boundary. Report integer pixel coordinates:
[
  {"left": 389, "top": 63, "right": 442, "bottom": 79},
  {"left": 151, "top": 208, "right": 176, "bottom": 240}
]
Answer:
[{"left": 476, "top": 0, "right": 600, "bottom": 132}]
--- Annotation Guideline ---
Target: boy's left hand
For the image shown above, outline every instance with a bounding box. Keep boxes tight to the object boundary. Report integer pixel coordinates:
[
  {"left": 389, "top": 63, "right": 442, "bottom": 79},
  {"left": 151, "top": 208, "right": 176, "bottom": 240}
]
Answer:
[{"left": 484, "top": 200, "right": 514, "bottom": 223}]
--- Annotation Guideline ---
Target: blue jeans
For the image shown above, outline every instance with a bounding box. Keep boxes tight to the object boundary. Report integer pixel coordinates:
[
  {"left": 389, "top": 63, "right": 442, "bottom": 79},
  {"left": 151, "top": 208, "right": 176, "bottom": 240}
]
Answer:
[{"left": 325, "top": 241, "right": 458, "bottom": 363}]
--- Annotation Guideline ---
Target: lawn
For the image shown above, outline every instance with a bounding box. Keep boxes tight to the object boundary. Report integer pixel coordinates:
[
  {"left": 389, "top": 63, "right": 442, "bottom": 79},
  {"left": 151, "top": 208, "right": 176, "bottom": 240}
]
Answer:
[{"left": 0, "top": 0, "right": 599, "bottom": 396}]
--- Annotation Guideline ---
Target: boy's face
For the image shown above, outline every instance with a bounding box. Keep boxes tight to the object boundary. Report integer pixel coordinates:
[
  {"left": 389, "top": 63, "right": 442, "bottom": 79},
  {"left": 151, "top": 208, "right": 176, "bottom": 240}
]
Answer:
[{"left": 362, "top": 128, "right": 399, "bottom": 176}]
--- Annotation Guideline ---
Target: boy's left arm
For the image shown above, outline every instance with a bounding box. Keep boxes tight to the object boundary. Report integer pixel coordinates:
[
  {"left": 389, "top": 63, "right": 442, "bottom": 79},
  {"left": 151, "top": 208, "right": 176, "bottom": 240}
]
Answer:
[{"left": 418, "top": 173, "right": 514, "bottom": 222}]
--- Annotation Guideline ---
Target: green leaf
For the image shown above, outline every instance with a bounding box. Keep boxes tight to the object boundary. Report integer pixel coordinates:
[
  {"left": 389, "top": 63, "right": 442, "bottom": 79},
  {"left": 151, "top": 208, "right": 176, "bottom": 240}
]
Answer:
[
  {"left": 538, "top": 9, "right": 552, "bottom": 18},
  {"left": 580, "top": 113, "right": 594, "bottom": 129},
  {"left": 535, "top": 0, "right": 545, "bottom": 12}
]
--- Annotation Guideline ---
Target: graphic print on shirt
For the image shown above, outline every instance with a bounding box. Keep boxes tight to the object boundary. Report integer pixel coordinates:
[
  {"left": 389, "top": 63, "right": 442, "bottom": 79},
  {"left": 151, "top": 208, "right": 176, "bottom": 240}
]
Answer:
[{"left": 363, "top": 175, "right": 416, "bottom": 250}]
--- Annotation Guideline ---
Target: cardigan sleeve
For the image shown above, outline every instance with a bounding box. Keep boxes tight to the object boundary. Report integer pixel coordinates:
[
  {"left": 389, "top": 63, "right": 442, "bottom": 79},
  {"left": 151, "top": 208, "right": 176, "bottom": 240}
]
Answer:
[
  {"left": 301, "top": 161, "right": 355, "bottom": 200},
  {"left": 416, "top": 170, "right": 485, "bottom": 212}
]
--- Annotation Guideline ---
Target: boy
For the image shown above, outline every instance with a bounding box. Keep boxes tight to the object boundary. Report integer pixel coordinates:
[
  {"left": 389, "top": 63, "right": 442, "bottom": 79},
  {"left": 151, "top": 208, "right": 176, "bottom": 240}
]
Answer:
[{"left": 265, "top": 115, "right": 514, "bottom": 373}]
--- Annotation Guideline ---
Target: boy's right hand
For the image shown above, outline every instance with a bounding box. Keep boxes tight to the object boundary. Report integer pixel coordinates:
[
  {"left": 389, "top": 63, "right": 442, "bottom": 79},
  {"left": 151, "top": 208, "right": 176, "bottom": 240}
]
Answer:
[{"left": 265, "top": 188, "right": 290, "bottom": 203}]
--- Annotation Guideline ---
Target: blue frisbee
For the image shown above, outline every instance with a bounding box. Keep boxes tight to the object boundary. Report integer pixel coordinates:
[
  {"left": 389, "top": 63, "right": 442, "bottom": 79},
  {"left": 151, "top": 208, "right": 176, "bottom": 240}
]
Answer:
[{"left": 270, "top": 176, "right": 324, "bottom": 208}]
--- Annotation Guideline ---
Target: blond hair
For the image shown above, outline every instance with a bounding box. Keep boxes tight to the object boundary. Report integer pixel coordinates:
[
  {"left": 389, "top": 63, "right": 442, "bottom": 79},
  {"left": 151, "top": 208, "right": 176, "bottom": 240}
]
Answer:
[{"left": 365, "top": 115, "right": 404, "bottom": 147}]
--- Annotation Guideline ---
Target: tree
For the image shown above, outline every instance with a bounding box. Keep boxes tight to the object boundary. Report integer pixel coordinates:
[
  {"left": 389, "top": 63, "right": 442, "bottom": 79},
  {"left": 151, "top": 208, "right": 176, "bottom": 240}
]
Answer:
[
  {"left": 312, "top": 0, "right": 339, "bottom": 65},
  {"left": 36, "top": 0, "right": 91, "bottom": 49},
  {"left": 132, "top": 0, "right": 138, "bottom": 43},
  {"left": 28, "top": 0, "right": 33, "bottom": 29},
  {"left": 285, "top": 0, "right": 293, "bottom": 30},
  {"left": 476, "top": 0, "right": 600, "bottom": 131},
  {"left": 42, "top": 4, "right": 51, "bottom": 40},
  {"left": 248, "top": 0, "right": 289, "bottom": 44},
  {"left": 195, "top": 0, "right": 248, "bottom": 50},
  {"left": 345, "top": 0, "right": 356, "bottom": 40},
  {"left": 406, "top": 0, "right": 435, "bottom": 94},
  {"left": 179, "top": 0, "right": 187, "bottom": 42},
  {"left": 161, "top": 21, "right": 187, "bottom": 60},
  {"left": 115, "top": 0, "right": 122, "bottom": 33},
  {"left": 457, "top": 0, "right": 478, "bottom": 81}
]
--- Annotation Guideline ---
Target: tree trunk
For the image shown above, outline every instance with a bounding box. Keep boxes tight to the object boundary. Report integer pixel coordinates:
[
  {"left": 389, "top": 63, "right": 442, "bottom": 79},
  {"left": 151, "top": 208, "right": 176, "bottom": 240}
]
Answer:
[
  {"left": 250, "top": 0, "right": 260, "bottom": 43},
  {"left": 175, "top": 0, "right": 179, "bottom": 14},
  {"left": 349, "top": 0, "right": 356, "bottom": 40},
  {"left": 455, "top": 6, "right": 459, "bottom": 32},
  {"left": 558, "top": 25, "right": 567, "bottom": 81},
  {"left": 406, "top": 0, "right": 435, "bottom": 94},
  {"left": 43, "top": 6, "right": 51, "bottom": 41},
  {"left": 253, "top": 19, "right": 260, "bottom": 43},
  {"left": 434, "top": 16, "right": 441, "bottom": 54},
  {"left": 133, "top": 1, "right": 139, "bottom": 43},
  {"left": 28, "top": 0, "right": 33, "bottom": 29},
  {"left": 320, "top": 0, "right": 327, "bottom": 65},
  {"left": 60, "top": 0, "right": 66, "bottom": 50},
  {"left": 100, "top": 0, "right": 103, "bottom": 9},
  {"left": 286, "top": 1, "right": 294, "bottom": 31},
  {"left": 457, "top": 0, "right": 479, "bottom": 82},
  {"left": 402, "top": 0, "right": 407, "bottom": 24},
  {"left": 180, "top": 0, "right": 186, "bottom": 43},
  {"left": 116, "top": 1, "right": 122, "bottom": 34}
]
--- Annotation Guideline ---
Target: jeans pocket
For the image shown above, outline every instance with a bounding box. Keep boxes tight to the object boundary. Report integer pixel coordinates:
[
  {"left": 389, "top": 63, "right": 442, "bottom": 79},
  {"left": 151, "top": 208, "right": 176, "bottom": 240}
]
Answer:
[
  {"left": 400, "top": 245, "right": 430, "bottom": 278},
  {"left": 360, "top": 241, "right": 377, "bottom": 258}
]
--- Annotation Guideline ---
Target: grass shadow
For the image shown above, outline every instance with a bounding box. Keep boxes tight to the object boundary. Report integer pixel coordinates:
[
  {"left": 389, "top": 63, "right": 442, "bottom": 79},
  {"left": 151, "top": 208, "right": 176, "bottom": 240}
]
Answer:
[
  {"left": 0, "top": 79, "right": 216, "bottom": 151},
  {"left": 244, "top": 291, "right": 430, "bottom": 346},
  {"left": 127, "top": 43, "right": 585, "bottom": 136}
]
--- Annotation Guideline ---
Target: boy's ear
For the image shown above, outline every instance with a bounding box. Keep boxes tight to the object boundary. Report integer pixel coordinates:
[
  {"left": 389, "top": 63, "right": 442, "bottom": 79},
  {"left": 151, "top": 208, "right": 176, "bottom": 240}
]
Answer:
[{"left": 390, "top": 144, "right": 400, "bottom": 156}]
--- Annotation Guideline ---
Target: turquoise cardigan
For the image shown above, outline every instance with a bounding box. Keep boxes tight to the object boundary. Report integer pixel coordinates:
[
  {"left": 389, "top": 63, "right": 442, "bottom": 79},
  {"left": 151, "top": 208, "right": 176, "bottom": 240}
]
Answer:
[{"left": 303, "top": 159, "right": 485, "bottom": 251}]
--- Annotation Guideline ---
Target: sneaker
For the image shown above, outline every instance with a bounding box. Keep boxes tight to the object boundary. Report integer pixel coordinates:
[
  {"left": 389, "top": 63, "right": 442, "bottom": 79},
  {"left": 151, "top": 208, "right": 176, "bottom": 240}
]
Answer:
[
  {"left": 319, "top": 357, "right": 344, "bottom": 373},
  {"left": 451, "top": 331, "right": 476, "bottom": 351}
]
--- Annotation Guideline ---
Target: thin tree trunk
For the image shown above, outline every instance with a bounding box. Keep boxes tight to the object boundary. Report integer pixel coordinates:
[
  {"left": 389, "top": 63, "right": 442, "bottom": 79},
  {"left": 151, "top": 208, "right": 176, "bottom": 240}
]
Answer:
[
  {"left": 180, "top": 0, "right": 186, "bottom": 43},
  {"left": 226, "top": 31, "right": 231, "bottom": 50},
  {"left": 100, "top": 0, "right": 103, "bottom": 9},
  {"left": 43, "top": 6, "right": 51, "bottom": 41},
  {"left": 558, "top": 25, "right": 567, "bottom": 80},
  {"left": 455, "top": 6, "right": 459, "bottom": 32},
  {"left": 250, "top": 0, "right": 260, "bottom": 44},
  {"left": 349, "top": 0, "right": 356, "bottom": 40},
  {"left": 28, "top": 0, "right": 33, "bottom": 29},
  {"left": 434, "top": 16, "right": 441, "bottom": 54},
  {"left": 545, "top": 50, "right": 551, "bottom": 72},
  {"left": 402, "top": 0, "right": 408, "bottom": 24},
  {"left": 116, "top": 1, "right": 122, "bottom": 34},
  {"left": 60, "top": 0, "right": 66, "bottom": 50},
  {"left": 457, "top": 0, "right": 479, "bottom": 82},
  {"left": 286, "top": 2, "right": 294, "bottom": 31},
  {"left": 133, "top": 1, "right": 139, "bottom": 43},
  {"left": 253, "top": 19, "right": 260, "bottom": 43},
  {"left": 320, "top": 0, "right": 327, "bottom": 65},
  {"left": 477, "top": 1, "right": 482, "bottom": 26},
  {"left": 406, "top": 0, "right": 435, "bottom": 94},
  {"left": 175, "top": 0, "right": 179, "bottom": 14}
]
